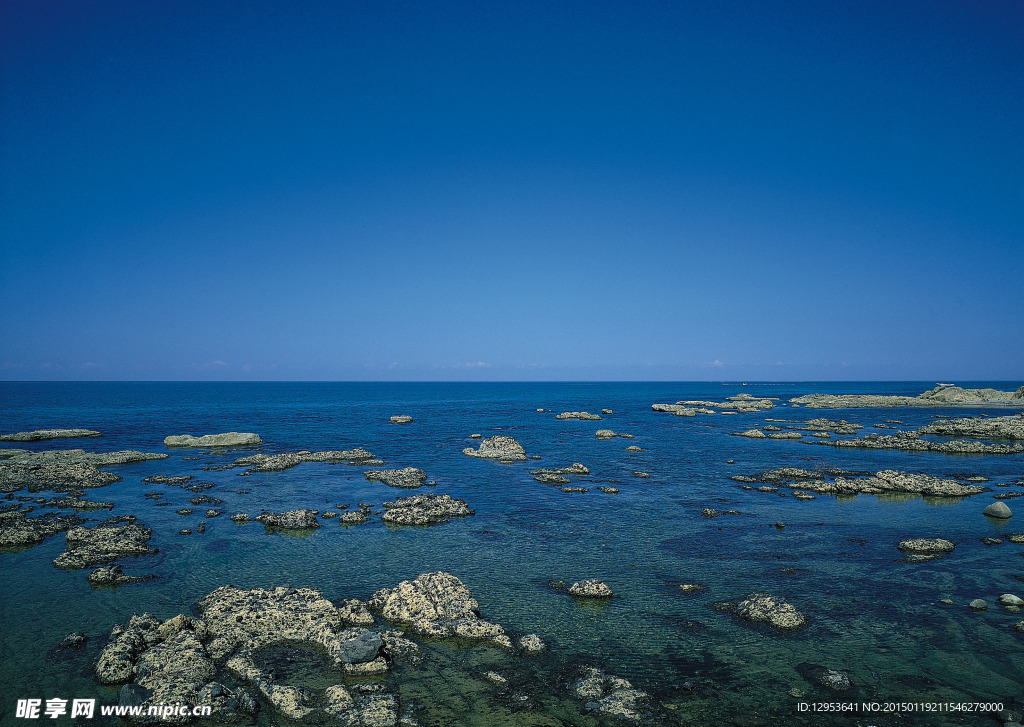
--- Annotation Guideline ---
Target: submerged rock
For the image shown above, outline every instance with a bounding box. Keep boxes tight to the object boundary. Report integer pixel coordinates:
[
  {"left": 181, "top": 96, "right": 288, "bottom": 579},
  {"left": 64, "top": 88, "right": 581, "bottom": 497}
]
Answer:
[
  {"left": 254, "top": 510, "right": 320, "bottom": 530},
  {"left": 736, "top": 593, "right": 807, "bottom": 630},
  {"left": 59, "top": 631, "right": 87, "bottom": 648},
  {"left": 380, "top": 494, "right": 473, "bottom": 525},
  {"left": 0, "top": 429, "right": 101, "bottom": 442},
  {"left": 462, "top": 435, "right": 527, "bottom": 461},
  {"left": 164, "top": 433, "right": 262, "bottom": 447},
  {"left": 88, "top": 564, "right": 156, "bottom": 587},
  {"left": 53, "top": 523, "right": 155, "bottom": 570},
  {"left": 364, "top": 467, "right": 428, "bottom": 489}
]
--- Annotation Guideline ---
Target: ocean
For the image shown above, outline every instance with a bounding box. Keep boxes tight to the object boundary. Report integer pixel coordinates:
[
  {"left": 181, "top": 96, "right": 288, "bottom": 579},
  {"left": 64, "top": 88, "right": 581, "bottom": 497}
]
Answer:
[{"left": 2, "top": 381, "right": 1023, "bottom": 726}]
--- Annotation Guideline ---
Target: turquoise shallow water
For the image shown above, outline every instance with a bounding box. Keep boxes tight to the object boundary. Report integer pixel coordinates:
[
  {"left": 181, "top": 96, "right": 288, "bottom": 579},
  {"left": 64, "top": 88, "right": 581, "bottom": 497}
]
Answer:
[{"left": 1, "top": 381, "right": 1023, "bottom": 726}]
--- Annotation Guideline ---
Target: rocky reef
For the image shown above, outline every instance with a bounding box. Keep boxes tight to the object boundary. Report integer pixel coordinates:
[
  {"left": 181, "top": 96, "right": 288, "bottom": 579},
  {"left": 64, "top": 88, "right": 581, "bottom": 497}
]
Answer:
[
  {"left": 734, "top": 468, "right": 988, "bottom": 498},
  {"left": 917, "top": 414, "right": 1024, "bottom": 440},
  {"left": 812, "top": 431, "right": 1023, "bottom": 454},
  {"left": 380, "top": 494, "right": 473, "bottom": 525},
  {"left": 164, "top": 433, "right": 263, "bottom": 447},
  {"left": 0, "top": 510, "right": 83, "bottom": 548},
  {"left": 462, "top": 435, "right": 527, "bottom": 461},
  {"left": 0, "top": 428, "right": 101, "bottom": 441},
  {"left": 790, "top": 385, "right": 1024, "bottom": 409},
  {"left": 253, "top": 510, "right": 320, "bottom": 530},
  {"left": 0, "top": 449, "right": 168, "bottom": 494}
]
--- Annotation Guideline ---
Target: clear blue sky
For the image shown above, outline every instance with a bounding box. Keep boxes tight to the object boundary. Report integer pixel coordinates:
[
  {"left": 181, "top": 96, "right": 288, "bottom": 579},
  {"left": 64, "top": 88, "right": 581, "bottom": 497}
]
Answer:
[{"left": 2, "top": 0, "right": 1021, "bottom": 381}]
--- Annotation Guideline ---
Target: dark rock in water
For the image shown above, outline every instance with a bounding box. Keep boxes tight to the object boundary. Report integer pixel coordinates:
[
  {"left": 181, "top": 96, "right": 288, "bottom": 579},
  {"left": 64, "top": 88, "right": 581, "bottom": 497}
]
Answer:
[
  {"left": 179, "top": 529, "right": 192, "bottom": 536},
  {"left": 254, "top": 510, "right": 320, "bottom": 529},
  {"left": 380, "top": 493, "right": 473, "bottom": 525},
  {"left": 548, "top": 580, "right": 568, "bottom": 591},
  {"left": 897, "top": 538, "right": 955, "bottom": 555},
  {"left": 88, "top": 564, "right": 156, "bottom": 587},
  {"left": 462, "top": 435, "right": 527, "bottom": 461},
  {"left": 176, "top": 508, "right": 194, "bottom": 516},
  {"left": 119, "top": 683, "right": 153, "bottom": 708},
  {"left": 59, "top": 631, "right": 86, "bottom": 649},
  {"left": 364, "top": 467, "right": 428, "bottom": 489},
  {"left": 53, "top": 522, "right": 155, "bottom": 570},
  {"left": 797, "top": 663, "right": 852, "bottom": 691},
  {"left": 196, "top": 522, "right": 206, "bottom": 534},
  {"left": 533, "top": 472, "right": 570, "bottom": 485},
  {"left": 560, "top": 486, "right": 588, "bottom": 493},
  {"left": 597, "top": 486, "right": 620, "bottom": 494}
]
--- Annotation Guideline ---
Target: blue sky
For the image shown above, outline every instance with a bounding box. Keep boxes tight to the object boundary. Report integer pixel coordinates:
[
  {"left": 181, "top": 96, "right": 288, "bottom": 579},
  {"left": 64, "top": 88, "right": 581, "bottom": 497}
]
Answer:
[{"left": 1, "top": 0, "right": 1021, "bottom": 381}]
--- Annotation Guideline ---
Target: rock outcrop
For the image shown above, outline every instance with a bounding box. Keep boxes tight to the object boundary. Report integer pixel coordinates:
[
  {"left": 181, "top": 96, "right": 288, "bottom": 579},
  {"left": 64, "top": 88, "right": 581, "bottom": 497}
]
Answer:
[
  {"left": 812, "top": 431, "right": 1023, "bottom": 454},
  {"left": 164, "top": 433, "right": 263, "bottom": 447},
  {"left": 918, "top": 415, "right": 1024, "bottom": 440},
  {"left": 462, "top": 435, "right": 527, "bottom": 461},
  {"left": 568, "top": 580, "right": 613, "bottom": 598},
  {"left": 0, "top": 511, "right": 83, "bottom": 548},
  {"left": 570, "top": 667, "right": 651, "bottom": 721},
  {"left": 230, "top": 448, "right": 376, "bottom": 473},
  {"left": 556, "top": 411, "right": 602, "bottom": 420},
  {"left": 737, "top": 468, "right": 988, "bottom": 498},
  {"left": 790, "top": 385, "right": 1024, "bottom": 409},
  {"left": 735, "top": 593, "right": 807, "bottom": 630},
  {"left": 254, "top": 510, "right": 320, "bottom": 530},
  {"left": 0, "top": 449, "right": 167, "bottom": 494}
]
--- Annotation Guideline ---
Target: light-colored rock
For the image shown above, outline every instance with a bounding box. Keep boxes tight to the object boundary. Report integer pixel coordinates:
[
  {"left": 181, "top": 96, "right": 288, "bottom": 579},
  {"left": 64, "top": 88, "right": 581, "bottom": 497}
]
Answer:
[
  {"left": 254, "top": 510, "right": 320, "bottom": 529},
  {"left": 380, "top": 493, "right": 473, "bottom": 525},
  {"left": 462, "top": 435, "right": 527, "bottom": 461},
  {"left": 898, "top": 538, "right": 955, "bottom": 554},
  {"left": 556, "top": 411, "right": 602, "bottom": 420},
  {"left": 736, "top": 593, "right": 807, "bottom": 630},
  {"left": 984, "top": 501, "right": 1013, "bottom": 519},
  {"left": 568, "top": 580, "right": 613, "bottom": 598},
  {"left": 390, "top": 415, "right": 413, "bottom": 424},
  {"left": 164, "top": 432, "right": 262, "bottom": 447},
  {"left": 0, "top": 429, "right": 101, "bottom": 442},
  {"left": 364, "top": 467, "right": 428, "bottom": 489}
]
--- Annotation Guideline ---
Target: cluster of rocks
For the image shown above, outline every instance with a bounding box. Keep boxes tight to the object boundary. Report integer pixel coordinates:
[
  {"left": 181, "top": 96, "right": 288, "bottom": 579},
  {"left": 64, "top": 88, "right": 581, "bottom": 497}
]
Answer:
[
  {"left": 556, "top": 411, "right": 602, "bottom": 420},
  {"left": 53, "top": 522, "right": 156, "bottom": 570},
  {"left": 789, "top": 385, "right": 1024, "bottom": 409},
  {"left": 253, "top": 510, "right": 321, "bottom": 530},
  {"left": 462, "top": 435, "right": 527, "bottom": 461},
  {"left": 531, "top": 463, "right": 589, "bottom": 485},
  {"left": 380, "top": 494, "right": 473, "bottom": 525},
  {"left": 97, "top": 573, "right": 549, "bottom": 723},
  {"left": 0, "top": 428, "right": 102, "bottom": 441},
  {"left": 364, "top": 467, "right": 429, "bottom": 489},
  {"left": 0, "top": 449, "right": 168, "bottom": 494},
  {"left": 164, "top": 433, "right": 263, "bottom": 447},
  {"left": 230, "top": 448, "right": 377, "bottom": 473},
  {"left": 733, "top": 468, "right": 989, "bottom": 499}
]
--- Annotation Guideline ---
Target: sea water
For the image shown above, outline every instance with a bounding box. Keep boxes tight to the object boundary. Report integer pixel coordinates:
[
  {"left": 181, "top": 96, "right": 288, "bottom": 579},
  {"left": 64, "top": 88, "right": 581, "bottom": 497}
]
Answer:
[{"left": 1, "top": 382, "right": 1022, "bottom": 725}]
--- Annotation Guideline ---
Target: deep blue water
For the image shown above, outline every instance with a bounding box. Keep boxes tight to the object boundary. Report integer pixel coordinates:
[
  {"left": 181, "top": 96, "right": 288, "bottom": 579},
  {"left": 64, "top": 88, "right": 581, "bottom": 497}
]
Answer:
[{"left": 2, "top": 381, "right": 1023, "bottom": 726}]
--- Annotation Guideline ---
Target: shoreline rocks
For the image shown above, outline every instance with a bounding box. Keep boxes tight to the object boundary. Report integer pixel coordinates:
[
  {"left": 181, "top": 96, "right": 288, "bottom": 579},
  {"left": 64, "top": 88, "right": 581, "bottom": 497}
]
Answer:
[
  {"left": 164, "top": 433, "right": 263, "bottom": 447},
  {"left": 462, "top": 435, "right": 527, "bottom": 461}
]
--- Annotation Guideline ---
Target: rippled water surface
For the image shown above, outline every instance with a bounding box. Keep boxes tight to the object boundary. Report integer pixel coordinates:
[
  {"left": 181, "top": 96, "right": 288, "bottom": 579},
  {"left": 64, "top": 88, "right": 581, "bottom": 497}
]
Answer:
[{"left": 2, "top": 382, "right": 1023, "bottom": 726}]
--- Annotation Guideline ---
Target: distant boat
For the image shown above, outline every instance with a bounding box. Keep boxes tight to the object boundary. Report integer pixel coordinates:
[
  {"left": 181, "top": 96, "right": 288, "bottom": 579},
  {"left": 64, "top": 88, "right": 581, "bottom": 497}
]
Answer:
[{"left": 936, "top": 383, "right": 955, "bottom": 388}]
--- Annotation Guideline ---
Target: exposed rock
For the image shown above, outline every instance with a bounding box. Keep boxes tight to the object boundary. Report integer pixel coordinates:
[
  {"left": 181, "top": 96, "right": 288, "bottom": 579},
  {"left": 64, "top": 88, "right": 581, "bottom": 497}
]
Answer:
[
  {"left": 898, "top": 538, "right": 955, "bottom": 555},
  {"left": 88, "top": 564, "right": 156, "bottom": 587},
  {"left": 164, "top": 433, "right": 263, "bottom": 447},
  {"left": 999, "top": 594, "right": 1024, "bottom": 608},
  {"left": 556, "top": 411, "right": 602, "bottom": 420},
  {"left": 918, "top": 415, "right": 1024, "bottom": 440},
  {"left": 54, "top": 523, "right": 155, "bottom": 570},
  {"left": 0, "top": 511, "right": 83, "bottom": 548},
  {"left": 813, "top": 430, "right": 1023, "bottom": 454},
  {"left": 678, "top": 583, "right": 705, "bottom": 593},
  {"left": 625, "top": 445, "right": 642, "bottom": 452},
  {"left": 597, "top": 486, "right": 620, "bottom": 494},
  {"left": 380, "top": 494, "right": 473, "bottom": 525},
  {"left": 0, "top": 429, "right": 101, "bottom": 442},
  {"left": 230, "top": 448, "right": 376, "bottom": 473},
  {"left": 534, "top": 472, "right": 569, "bottom": 484},
  {"left": 568, "top": 580, "right": 613, "bottom": 598},
  {"left": 0, "top": 449, "right": 166, "bottom": 494},
  {"left": 254, "top": 510, "right": 320, "bottom": 530},
  {"left": 736, "top": 593, "right": 807, "bottom": 630},
  {"left": 969, "top": 599, "right": 988, "bottom": 611},
  {"left": 652, "top": 404, "right": 698, "bottom": 416},
  {"left": 519, "top": 634, "right": 546, "bottom": 653},
  {"left": 984, "top": 501, "right": 1013, "bottom": 519},
  {"left": 390, "top": 415, "right": 413, "bottom": 424},
  {"left": 229, "top": 513, "right": 250, "bottom": 523},
  {"left": 561, "top": 486, "right": 588, "bottom": 493},
  {"left": 462, "top": 435, "right": 527, "bottom": 461},
  {"left": 740, "top": 468, "right": 987, "bottom": 499},
  {"left": 571, "top": 666, "right": 650, "bottom": 722},
  {"left": 364, "top": 467, "right": 428, "bottom": 489},
  {"left": 735, "top": 429, "right": 767, "bottom": 439},
  {"left": 469, "top": 433, "right": 481, "bottom": 438},
  {"left": 531, "top": 463, "right": 589, "bottom": 476},
  {"left": 594, "top": 429, "right": 633, "bottom": 439},
  {"left": 338, "top": 510, "right": 369, "bottom": 525},
  {"left": 601, "top": 409, "right": 613, "bottom": 415},
  {"left": 702, "top": 508, "right": 720, "bottom": 518},
  {"left": 484, "top": 670, "right": 508, "bottom": 687},
  {"left": 633, "top": 471, "right": 650, "bottom": 478}
]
